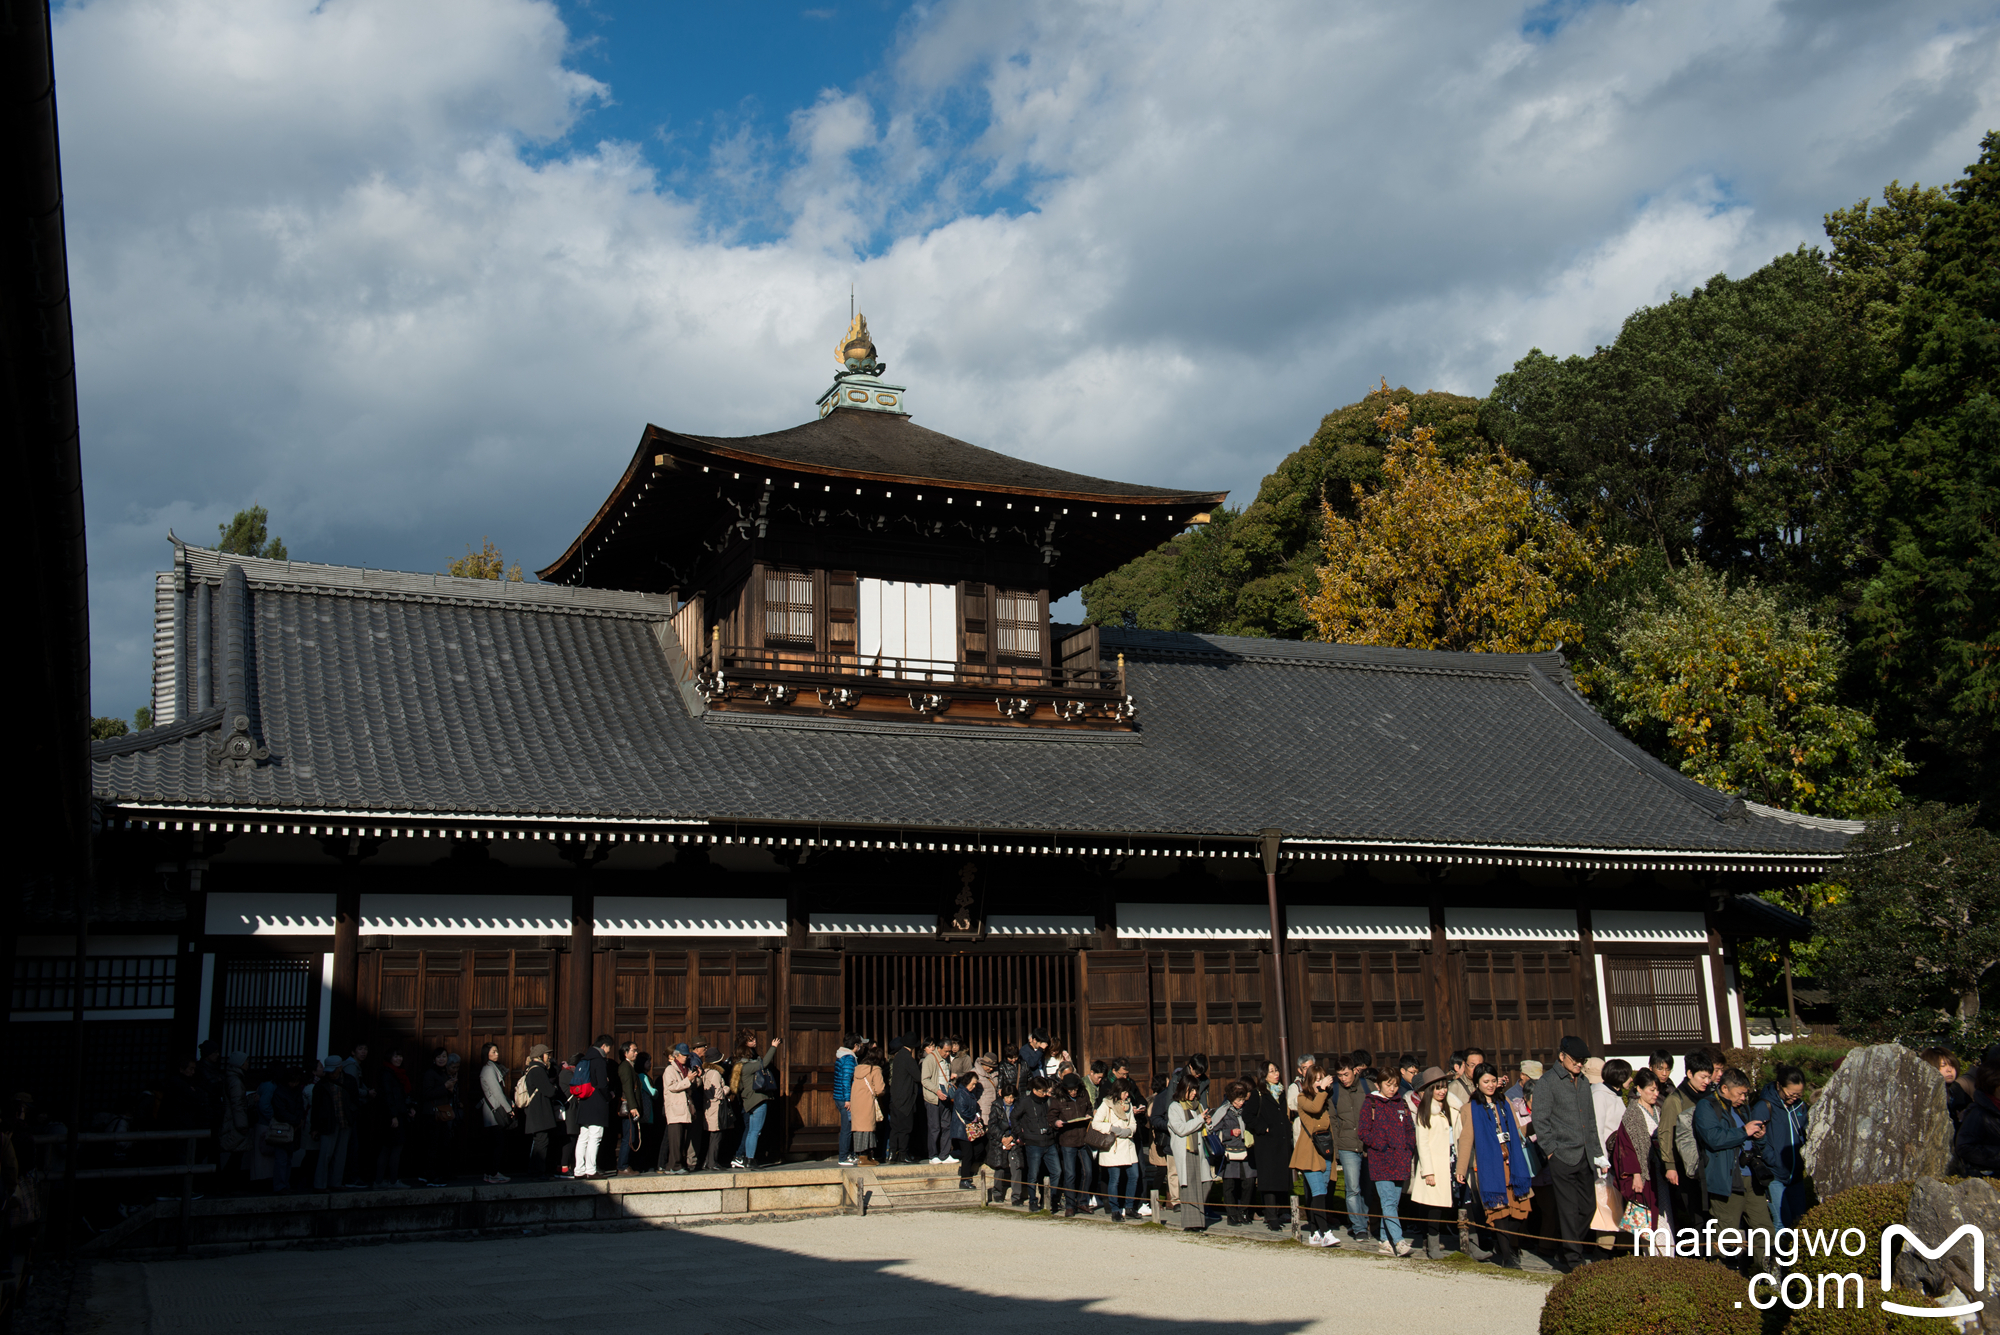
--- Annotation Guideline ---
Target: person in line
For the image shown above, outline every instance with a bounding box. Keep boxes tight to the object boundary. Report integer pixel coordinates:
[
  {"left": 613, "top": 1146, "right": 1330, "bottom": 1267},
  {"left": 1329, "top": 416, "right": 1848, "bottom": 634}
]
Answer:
[
  {"left": 568, "top": 1038, "right": 616, "bottom": 1179},
  {"left": 920, "top": 1037, "right": 949, "bottom": 1165},
  {"left": 604, "top": 1041, "right": 638, "bottom": 1175},
  {"left": 1694, "top": 1067, "right": 1772, "bottom": 1272},
  {"left": 1535, "top": 1036, "right": 1604, "bottom": 1274},
  {"left": 372, "top": 1048, "right": 411, "bottom": 1188},
  {"left": 985, "top": 1081, "right": 1023, "bottom": 1204},
  {"left": 1016, "top": 1074, "right": 1058, "bottom": 1212},
  {"left": 1756, "top": 1063, "right": 1809, "bottom": 1227},
  {"left": 1358, "top": 1064, "right": 1415, "bottom": 1255},
  {"left": 1657, "top": 1044, "right": 1717, "bottom": 1230},
  {"left": 413, "top": 1047, "right": 458, "bottom": 1187},
  {"left": 946, "top": 1035, "right": 971, "bottom": 1080},
  {"left": 1958, "top": 1056, "right": 2000, "bottom": 1176},
  {"left": 1329, "top": 1054, "right": 1371, "bottom": 1244},
  {"left": 1507, "top": 1060, "right": 1541, "bottom": 1119},
  {"left": 309, "top": 1053, "right": 356, "bottom": 1192},
  {"left": 654, "top": 1044, "right": 695, "bottom": 1175},
  {"left": 1406, "top": 1066, "right": 1458, "bottom": 1259},
  {"left": 730, "top": 1031, "right": 779, "bottom": 1169},
  {"left": 1210, "top": 1081, "right": 1256, "bottom": 1225},
  {"left": 1455, "top": 1062, "right": 1532, "bottom": 1270},
  {"left": 475, "top": 1043, "right": 514, "bottom": 1185},
  {"left": 1018, "top": 1029, "right": 1052, "bottom": 1082},
  {"left": 1292, "top": 1058, "right": 1340, "bottom": 1247},
  {"left": 833, "top": 1034, "right": 860, "bottom": 1167},
  {"left": 266, "top": 1068, "right": 307, "bottom": 1194},
  {"left": 633, "top": 1051, "right": 662, "bottom": 1168},
  {"left": 848, "top": 1044, "right": 886, "bottom": 1168},
  {"left": 1609, "top": 1067, "right": 1662, "bottom": 1246},
  {"left": 889, "top": 1034, "right": 922, "bottom": 1165},
  {"left": 1647, "top": 1049, "right": 1674, "bottom": 1091},
  {"left": 1147, "top": 1052, "right": 1207, "bottom": 1210},
  {"left": 518, "top": 1045, "right": 560, "bottom": 1178},
  {"left": 948, "top": 1070, "right": 987, "bottom": 1190},
  {"left": 691, "top": 1040, "right": 725, "bottom": 1171},
  {"left": 1396, "top": 1056, "right": 1421, "bottom": 1105},
  {"left": 1242, "top": 1062, "right": 1294, "bottom": 1233},
  {"left": 1050, "top": 1072, "right": 1095, "bottom": 1216},
  {"left": 1092, "top": 1079, "right": 1142, "bottom": 1220}
]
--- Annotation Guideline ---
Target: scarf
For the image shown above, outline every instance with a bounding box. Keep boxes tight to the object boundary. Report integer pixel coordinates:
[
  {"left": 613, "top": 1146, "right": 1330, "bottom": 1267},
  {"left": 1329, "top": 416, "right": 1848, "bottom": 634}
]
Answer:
[
  {"left": 384, "top": 1064, "right": 411, "bottom": 1095},
  {"left": 1468, "top": 1098, "right": 1532, "bottom": 1212}
]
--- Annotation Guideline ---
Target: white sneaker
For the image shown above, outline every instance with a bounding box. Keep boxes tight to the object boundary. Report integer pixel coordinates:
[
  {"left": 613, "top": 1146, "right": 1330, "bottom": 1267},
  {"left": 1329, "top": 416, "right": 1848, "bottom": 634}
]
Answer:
[
  {"left": 1136, "top": 1203, "right": 1152, "bottom": 1217},
  {"left": 1394, "top": 1239, "right": 1413, "bottom": 1257},
  {"left": 1377, "top": 1240, "right": 1395, "bottom": 1256},
  {"left": 837, "top": 1157, "right": 857, "bottom": 1167},
  {"left": 729, "top": 1158, "right": 746, "bottom": 1169},
  {"left": 1325, "top": 1232, "right": 1343, "bottom": 1247}
]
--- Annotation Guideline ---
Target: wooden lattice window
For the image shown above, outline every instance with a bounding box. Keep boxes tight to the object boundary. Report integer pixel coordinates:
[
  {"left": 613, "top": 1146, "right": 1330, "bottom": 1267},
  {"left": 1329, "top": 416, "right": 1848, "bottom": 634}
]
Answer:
[
  {"left": 962, "top": 582, "right": 989, "bottom": 658},
  {"left": 11, "top": 956, "right": 177, "bottom": 1011},
  {"left": 994, "top": 589, "right": 1042, "bottom": 661},
  {"left": 1605, "top": 954, "right": 1708, "bottom": 1046},
  {"left": 763, "top": 567, "right": 814, "bottom": 646},
  {"left": 827, "top": 571, "right": 857, "bottom": 651},
  {"left": 217, "top": 957, "right": 314, "bottom": 1070}
]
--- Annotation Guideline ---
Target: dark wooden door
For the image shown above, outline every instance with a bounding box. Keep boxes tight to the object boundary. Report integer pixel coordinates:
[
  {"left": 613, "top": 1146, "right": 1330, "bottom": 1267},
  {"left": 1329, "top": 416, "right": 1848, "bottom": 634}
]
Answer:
[
  {"left": 605, "top": 949, "right": 690, "bottom": 1060},
  {"left": 693, "top": 949, "right": 777, "bottom": 1053},
  {"left": 1458, "top": 947, "right": 1583, "bottom": 1068},
  {"left": 1147, "top": 949, "right": 1272, "bottom": 1087},
  {"left": 1294, "top": 947, "right": 1432, "bottom": 1069},
  {"left": 783, "top": 948, "right": 845, "bottom": 1156},
  {"left": 1078, "top": 951, "right": 1152, "bottom": 1087}
]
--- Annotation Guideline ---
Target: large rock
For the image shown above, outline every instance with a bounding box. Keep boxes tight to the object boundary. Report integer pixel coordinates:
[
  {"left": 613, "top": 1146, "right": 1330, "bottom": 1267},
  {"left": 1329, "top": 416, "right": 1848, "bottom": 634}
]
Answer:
[
  {"left": 1802, "top": 1043, "right": 1953, "bottom": 1198},
  {"left": 1893, "top": 1177, "right": 1999, "bottom": 1333}
]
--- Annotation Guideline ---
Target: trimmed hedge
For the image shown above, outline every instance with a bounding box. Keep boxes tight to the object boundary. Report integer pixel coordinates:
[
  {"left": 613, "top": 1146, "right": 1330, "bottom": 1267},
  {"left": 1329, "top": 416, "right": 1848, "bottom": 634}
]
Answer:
[
  {"left": 1786, "top": 1181, "right": 1937, "bottom": 1334},
  {"left": 1540, "top": 1255, "right": 1759, "bottom": 1335},
  {"left": 1723, "top": 1037, "right": 1863, "bottom": 1095}
]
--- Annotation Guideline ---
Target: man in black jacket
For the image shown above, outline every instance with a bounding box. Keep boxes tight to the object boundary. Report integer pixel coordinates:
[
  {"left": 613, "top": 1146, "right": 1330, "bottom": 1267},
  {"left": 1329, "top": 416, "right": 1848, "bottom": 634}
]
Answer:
[
  {"left": 889, "top": 1034, "right": 923, "bottom": 1164},
  {"left": 1015, "top": 1075, "right": 1057, "bottom": 1211},
  {"left": 569, "top": 1037, "right": 617, "bottom": 1179}
]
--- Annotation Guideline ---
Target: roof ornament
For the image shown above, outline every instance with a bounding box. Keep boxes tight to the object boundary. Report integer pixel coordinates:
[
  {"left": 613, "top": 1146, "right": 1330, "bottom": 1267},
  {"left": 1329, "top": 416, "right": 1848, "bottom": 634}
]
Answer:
[
  {"left": 836, "top": 312, "right": 885, "bottom": 378},
  {"left": 211, "top": 714, "right": 268, "bottom": 773}
]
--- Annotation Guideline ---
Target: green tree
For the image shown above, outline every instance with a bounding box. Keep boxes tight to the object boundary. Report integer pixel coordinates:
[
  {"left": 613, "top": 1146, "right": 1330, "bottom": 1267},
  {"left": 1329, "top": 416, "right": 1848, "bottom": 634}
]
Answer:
[
  {"left": 1482, "top": 248, "right": 1881, "bottom": 599},
  {"left": 1849, "top": 132, "right": 2000, "bottom": 816},
  {"left": 133, "top": 706, "right": 152, "bottom": 731},
  {"left": 1820, "top": 803, "right": 2000, "bottom": 1045},
  {"left": 1823, "top": 179, "right": 1950, "bottom": 351},
  {"left": 89, "top": 716, "right": 128, "bottom": 741},
  {"left": 1081, "top": 384, "right": 1489, "bottom": 635},
  {"left": 1596, "top": 562, "right": 1911, "bottom": 817},
  {"left": 1302, "top": 399, "right": 1625, "bottom": 652},
  {"left": 447, "top": 537, "right": 524, "bottom": 582},
  {"left": 216, "top": 505, "right": 288, "bottom": 560}
]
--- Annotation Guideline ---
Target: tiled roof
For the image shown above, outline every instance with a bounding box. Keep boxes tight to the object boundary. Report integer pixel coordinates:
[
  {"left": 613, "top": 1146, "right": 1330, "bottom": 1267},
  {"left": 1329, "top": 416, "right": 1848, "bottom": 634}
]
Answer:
[{"left": 94, "top": 551, "right": 1851, "bottom": 857}]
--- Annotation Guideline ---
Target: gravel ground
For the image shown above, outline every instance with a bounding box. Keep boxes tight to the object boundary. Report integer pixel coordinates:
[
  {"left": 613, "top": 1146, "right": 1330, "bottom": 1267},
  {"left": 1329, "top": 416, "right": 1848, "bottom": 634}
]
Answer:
[{"left": 72, "top": 1208, "right": 1550, "bottom": 1334}]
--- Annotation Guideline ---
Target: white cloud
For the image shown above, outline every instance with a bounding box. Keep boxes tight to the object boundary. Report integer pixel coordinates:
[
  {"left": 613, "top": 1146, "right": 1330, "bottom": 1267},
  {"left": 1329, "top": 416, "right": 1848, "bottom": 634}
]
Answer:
[{"left": 57, "top": 0, "right": 2000, "bottom": 712}]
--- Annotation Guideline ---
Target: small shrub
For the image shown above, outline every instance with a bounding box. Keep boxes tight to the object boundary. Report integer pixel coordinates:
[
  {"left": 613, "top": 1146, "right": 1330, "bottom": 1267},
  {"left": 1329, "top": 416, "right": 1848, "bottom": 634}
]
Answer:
[
  {"left": 1540, "top": 1255, "right": 1759, "bottom": 1335},
  {"left": 1789, "top": 1182, "right": 1911, "bottom": 1285},
  {"left": 1787, "top": 1289, "right": 1937, "bottom": 1335},
  {"left": 1724, "top": 1037, "right": 1863, "bottom": 1095}
]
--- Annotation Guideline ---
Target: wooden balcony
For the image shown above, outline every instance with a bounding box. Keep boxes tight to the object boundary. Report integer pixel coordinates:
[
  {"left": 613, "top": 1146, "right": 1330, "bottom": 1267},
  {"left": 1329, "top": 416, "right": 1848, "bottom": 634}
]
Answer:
[{"left": 661, "top": 597, "right": 1133, "bottom": 729}]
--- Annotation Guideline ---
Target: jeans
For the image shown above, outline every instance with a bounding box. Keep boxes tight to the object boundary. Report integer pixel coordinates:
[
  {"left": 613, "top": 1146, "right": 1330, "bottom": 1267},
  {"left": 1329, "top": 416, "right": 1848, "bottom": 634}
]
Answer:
[
  {"left": 616, "top": 1116, "right": 639, "bottom": 1169},
  {"left": 1338, "top": 1149, "right": 1369, "bottom": 1236},
  {"left": 1058, "top": 1145, "right": 1091, "bottom": 1211},
  {"left": 1104, "top": 1163, "right": 1140, "bottom": 1216},
  {"left": 1302, "top": 1164, "right": 1332, "bottom": 1232},
  {"left": 740, "top": 1101, "right": 769, "bottom": 1164},
  {"left": 838, "top": 1105, "right": 853, "bottom": 1161},
  {"left": 312, "top": 1128, "right": 350, "bottom": 1190},
  {"left": 1374, "top": 1178, "right": 1404, "bottom": 1246},
  {"left": 1767, "top": 1179, "right": 1802, "bottom": 1228},
  {"left": 1022, "top": 1144, "right": 1057, "bottom": 1207}
]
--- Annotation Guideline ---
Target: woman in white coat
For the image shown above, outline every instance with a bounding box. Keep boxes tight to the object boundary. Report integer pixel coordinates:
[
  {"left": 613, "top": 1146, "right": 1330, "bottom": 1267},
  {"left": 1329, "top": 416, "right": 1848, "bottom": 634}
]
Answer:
[
  {"left": 1408, "top": 1066, "right": 1458, "bottom": 1258},
  {"left": 1091, "top": 1081, "right": 1144, "bottom": 1221}
]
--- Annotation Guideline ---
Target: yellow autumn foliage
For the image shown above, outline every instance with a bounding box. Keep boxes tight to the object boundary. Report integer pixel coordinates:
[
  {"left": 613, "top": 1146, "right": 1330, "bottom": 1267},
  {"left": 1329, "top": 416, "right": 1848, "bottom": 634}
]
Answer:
[
  {"left": 1302, "top": 396, "right": 1624, "bottom": 652},
  {"left": 448, "top": 537, "right": 524, "bottom": 582}
]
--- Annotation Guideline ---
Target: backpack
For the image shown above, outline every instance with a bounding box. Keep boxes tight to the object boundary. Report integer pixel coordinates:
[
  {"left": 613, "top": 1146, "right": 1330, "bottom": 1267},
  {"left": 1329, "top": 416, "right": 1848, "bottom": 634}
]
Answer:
[
  {"left": 513, "top": 1072, "right": 534, "bottom": 1110},
  {"left": 567, "top": 1058, "right": 596, "bottom": 1103},
  {"left": 1149, "top": 1071, "right": 1179, "bottom": 1156},
  {"left": 752, "top": 1064, "right": 778, "bottom": 1096}
]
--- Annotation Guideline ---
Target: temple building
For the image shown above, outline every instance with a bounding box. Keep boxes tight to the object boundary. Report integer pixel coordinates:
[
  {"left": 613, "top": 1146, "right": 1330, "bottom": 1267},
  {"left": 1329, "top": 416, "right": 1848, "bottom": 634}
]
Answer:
[{"left": 45, "top": 317, "right": 1847, "bottom": 1153}]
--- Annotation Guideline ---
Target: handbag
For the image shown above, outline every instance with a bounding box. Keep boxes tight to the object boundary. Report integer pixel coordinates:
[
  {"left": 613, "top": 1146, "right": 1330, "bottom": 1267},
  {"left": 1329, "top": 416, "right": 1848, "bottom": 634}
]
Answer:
[
  {"left": 432, "top": 1103, "right": 457, "bottom": 1125},
  {"left": 1082, "top": 1125, "right": 1115, "bottom": 1152},
  {"left": 965, "top": 1117, "right": 987, "bottom": 1140},
  {"left": 263, "top": 1121, "right": 297, "bottom": 1148},
  {"left": 1310, "top": 1129, "right": 1334, "bottom": 1158}
]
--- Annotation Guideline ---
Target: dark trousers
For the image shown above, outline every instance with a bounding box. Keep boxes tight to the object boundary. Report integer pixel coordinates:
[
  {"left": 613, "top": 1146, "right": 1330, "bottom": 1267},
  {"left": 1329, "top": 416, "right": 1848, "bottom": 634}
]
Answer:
[
  {"left": 955, "top": 1137, "right": 983, "bottom": 1183},
  {"left": 528, "top": 1130, "right": 553, "bottom": 1177},
  {"left": 926, "top": 1103, "right": 951, "bottom": 1160},
  {"left": 892, "top": 1100, "right": 920, "bottom": 1162},
  {"left": 1222, "top": 1175, "right": 1254, "bottom": 1222},
  {"left": 1408, "top": 1199, "right": 1450, "bottom": 1243},
  {"left": 657, "top": 1122, "right": 687, "bottom": 1172},
  {"left": 1260, "top": 1190, "right": 1288, "bottom": 1229},
  {"left": 1021, "top": 1144, "right": 1056, "bottom": 1208},
  {"left": 1547, "top": 1153, "right": 1597, "bottom": 1265},
  {"left": 699, "top": 1124, "right": 721, "bottom": 1169}
]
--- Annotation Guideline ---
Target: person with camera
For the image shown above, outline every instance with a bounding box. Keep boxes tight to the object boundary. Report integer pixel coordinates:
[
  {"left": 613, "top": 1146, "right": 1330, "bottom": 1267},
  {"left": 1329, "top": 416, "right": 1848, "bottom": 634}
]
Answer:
[
  {"left": 1694, "top": 1067, "right": 1772, "bottom": 1272},
  {"left": 729, "top": 1031, "right": 780, "bottom": 1169},
  {"left": 657, "top": 1044, "right": 696, "bottom": 1175},
  {"left": 1292, "top": 1058, "right": 1339, "bottom": 1246}
]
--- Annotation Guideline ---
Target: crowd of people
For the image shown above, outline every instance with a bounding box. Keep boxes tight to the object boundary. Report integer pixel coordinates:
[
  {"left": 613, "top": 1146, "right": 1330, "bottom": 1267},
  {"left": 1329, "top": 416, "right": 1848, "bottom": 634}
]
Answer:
[{"left": 140, "top": 1030, "right": 787, "bottom": 1193}]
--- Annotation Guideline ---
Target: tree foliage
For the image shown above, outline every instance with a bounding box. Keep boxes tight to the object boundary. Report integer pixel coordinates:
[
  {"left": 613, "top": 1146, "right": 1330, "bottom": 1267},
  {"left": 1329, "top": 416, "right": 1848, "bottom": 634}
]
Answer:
[
  {"left": 1080, "top": 385, "right": 1488, "bottom": 635},
  {"left": 89, "top": 716, "right": 128, "bottom": 741},
  {"left": 216, "top": 505, "right": 287, "bottom": 560},
  {"left": 447, "top": 538, "right": 524, "bottom": 582},
  {"left": 1824, "top": 179, "right": 1950, "bottom": 351},
  {"left": 1301, "top": 398, "right": 1623, "bottom": 652},
  {"left": 1849, "top": 132, "right": 2000, "bottom": 817},
  {"left": 1820, "top": 803, "right": 2000, "bottom": 1045},
  {"left": 1596, "top": 562, "right": 1911, "bottom": 818}
]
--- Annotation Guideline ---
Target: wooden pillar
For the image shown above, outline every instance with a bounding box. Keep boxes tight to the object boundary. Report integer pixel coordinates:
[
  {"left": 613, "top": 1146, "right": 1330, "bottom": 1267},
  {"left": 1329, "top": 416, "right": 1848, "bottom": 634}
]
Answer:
[
  {"left": 1259, "top": 828, "right": 1290, "bottom": 1078},
  {"left": 330, "top": 886, "right": 359, "bottom": 1053},
  {"left": 567, "top": 891, "right": 594, "bottom": 1057},
  {"left": 1576, "top": 904, "right": 1605, "bottom": 1052},
  {"left": 1425, "top": 902, "right": 1453, "bottom": 1067}
]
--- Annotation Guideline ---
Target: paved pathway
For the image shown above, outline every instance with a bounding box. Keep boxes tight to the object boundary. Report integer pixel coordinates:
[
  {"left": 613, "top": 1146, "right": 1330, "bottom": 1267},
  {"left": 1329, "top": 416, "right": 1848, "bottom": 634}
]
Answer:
[{"left": 78, "top": 1209, "right": 1549, "bottom": 1334}]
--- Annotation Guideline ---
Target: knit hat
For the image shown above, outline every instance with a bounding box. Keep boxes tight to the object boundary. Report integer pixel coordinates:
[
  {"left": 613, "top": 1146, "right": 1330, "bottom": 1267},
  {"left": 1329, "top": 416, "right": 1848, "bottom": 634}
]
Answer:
[{"left": 1518, "top": 1060, "right": 1544, "bottom": 1079}]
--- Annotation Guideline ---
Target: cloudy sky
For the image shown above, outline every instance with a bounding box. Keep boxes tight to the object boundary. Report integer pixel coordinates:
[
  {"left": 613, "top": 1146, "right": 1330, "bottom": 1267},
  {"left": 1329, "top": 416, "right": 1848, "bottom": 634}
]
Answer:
[{"left": 59, "top": 0, "right": 2000, "bottom": 716}]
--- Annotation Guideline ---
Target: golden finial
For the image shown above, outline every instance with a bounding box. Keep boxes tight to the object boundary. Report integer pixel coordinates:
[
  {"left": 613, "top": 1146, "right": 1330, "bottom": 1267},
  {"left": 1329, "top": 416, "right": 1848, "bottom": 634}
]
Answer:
[{"left": 837, "top": 312, "right": 880, "bottom": 373}]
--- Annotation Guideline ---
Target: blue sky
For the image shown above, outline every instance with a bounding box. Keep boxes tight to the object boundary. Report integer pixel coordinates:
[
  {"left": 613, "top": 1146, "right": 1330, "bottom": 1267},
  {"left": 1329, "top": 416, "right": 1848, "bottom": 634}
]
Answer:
[{"left": 49, "top": 0, "right": 2000, "bottom": 716}]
